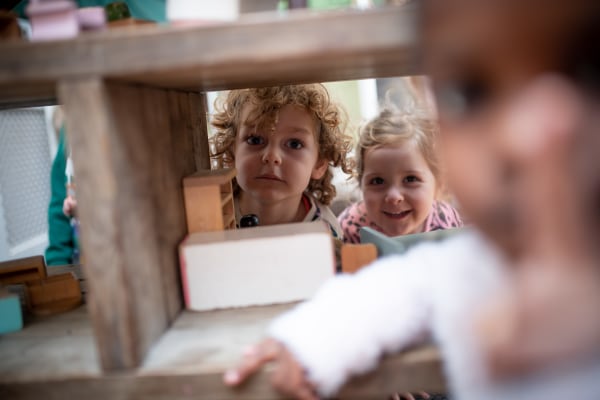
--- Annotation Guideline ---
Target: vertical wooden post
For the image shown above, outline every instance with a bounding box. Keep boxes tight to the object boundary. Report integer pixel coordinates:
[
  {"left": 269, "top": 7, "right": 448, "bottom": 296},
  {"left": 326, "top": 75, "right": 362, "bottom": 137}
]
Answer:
[{"left": 58, "top": 78, "right": 209, "bottom": 370}]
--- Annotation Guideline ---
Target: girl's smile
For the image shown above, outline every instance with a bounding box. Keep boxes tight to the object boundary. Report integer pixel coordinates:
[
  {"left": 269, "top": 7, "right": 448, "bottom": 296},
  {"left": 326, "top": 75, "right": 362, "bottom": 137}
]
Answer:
[{"left": 382, "top": 209, "right": 412, "bottom": 220}]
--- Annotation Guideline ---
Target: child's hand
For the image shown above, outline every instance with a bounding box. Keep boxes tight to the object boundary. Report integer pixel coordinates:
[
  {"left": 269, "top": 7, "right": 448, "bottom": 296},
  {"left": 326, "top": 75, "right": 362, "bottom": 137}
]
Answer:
[
  {"left": 223, "top": 338, "right": 319, "bottom": 400},
  {"left": 63, "top": 195, "right": 78, "bottom": 217}
]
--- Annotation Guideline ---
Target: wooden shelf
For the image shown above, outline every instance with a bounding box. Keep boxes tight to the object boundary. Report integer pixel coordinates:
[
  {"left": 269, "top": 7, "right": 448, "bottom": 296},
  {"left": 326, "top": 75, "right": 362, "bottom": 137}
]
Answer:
[
  {"left": 0, "top": 3, "right": 444, "bottom": 397},
  {"left": 0, "top": 304, "right": 445, "bottom": 398},
  {"left": 0, "top": 5, "right": 420, "bottom": 108}
]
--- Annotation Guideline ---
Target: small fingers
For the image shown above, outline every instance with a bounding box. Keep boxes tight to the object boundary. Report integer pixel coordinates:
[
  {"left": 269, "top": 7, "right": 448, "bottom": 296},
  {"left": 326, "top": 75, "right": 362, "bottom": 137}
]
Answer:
[
  {"left": 270, "top": 346, "right": 318, "bottom": 400},
  {"left": 224, "top": 339, "right": 282, "bottom": 386}
]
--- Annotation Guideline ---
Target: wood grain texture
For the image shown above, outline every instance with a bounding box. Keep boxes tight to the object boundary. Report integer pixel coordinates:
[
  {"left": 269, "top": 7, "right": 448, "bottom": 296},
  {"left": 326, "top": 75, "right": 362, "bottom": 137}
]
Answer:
[
  {"left": 57, "top": 78, "right": 207, "bottom": 370},
  {"left": 0, "top": 255, "right": 46, "bottom": 285},
  {"left": 0, "top": 304, "right": 446, "bottom": 399},
  {"left": 0, "top": 5, "right": 420, "bottom": 108}
]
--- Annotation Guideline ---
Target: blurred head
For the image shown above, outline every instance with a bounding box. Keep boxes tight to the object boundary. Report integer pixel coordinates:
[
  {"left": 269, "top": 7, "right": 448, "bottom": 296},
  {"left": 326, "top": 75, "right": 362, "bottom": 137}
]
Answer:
[
  {"left": 422, "top": 0, "right": 600, "bottom": 261},
  {"left": 211, "top": 84, "right": 354, "bottom": 205},
  {"left": 357, "top": 107, "right": 441, "bottom": 236}
]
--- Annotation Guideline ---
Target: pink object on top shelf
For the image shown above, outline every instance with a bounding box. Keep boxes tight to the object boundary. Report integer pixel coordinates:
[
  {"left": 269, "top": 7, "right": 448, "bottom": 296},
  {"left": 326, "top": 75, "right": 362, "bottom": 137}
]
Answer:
[
  {"left": 26, "top": 0, "right": 79, "bottom": 41},
  {"left": 77, "top": 7, "right": 107, "bottom": 31}
]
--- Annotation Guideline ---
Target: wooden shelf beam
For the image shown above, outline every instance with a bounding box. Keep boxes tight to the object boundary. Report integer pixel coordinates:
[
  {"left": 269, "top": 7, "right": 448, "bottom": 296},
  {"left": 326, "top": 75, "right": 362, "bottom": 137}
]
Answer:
[{"left": 0, "top": 6, "right": 420, "bottom": 108}]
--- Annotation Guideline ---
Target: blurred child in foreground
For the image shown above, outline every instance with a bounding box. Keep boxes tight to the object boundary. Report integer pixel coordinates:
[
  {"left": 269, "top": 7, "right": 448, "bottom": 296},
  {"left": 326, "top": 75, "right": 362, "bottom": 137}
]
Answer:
[{"left": 222, "top": 1, "right": 600, "bottom": 399}]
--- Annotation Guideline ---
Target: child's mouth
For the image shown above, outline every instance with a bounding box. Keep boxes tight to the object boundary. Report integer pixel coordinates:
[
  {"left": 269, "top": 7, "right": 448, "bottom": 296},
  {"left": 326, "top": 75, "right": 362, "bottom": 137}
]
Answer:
[
  {"left": 257, "top": 174, "right": 283, "bottom": 182},
  {"left": 382, "top": 210, "right": 411, "bottom": 219}
]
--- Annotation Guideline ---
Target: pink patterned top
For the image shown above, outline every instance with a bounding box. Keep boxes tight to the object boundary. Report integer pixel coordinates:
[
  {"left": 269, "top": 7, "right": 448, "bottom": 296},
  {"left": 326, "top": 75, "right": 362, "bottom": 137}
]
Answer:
[{"left": 338, "top": 200, "right": 463, "bottom": 243}]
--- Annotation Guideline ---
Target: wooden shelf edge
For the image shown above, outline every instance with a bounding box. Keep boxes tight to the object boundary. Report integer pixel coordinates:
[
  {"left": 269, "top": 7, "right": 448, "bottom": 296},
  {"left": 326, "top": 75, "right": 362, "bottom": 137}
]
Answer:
[
  {"left": 0, "top": 5, "right": 420, "bottom": 108},
  {"left": 0, "top": 303, "right": 445, "bottom": 398}
]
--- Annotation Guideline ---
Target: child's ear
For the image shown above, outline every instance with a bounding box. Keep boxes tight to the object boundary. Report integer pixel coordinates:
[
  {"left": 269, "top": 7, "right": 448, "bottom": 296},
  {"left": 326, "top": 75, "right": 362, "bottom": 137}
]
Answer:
[{"left": 311, "top": 159, "right": 329, "bottom": 180}]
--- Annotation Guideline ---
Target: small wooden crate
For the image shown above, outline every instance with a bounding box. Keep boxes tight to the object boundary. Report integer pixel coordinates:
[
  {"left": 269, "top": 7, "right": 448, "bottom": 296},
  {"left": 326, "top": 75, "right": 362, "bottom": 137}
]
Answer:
[
  {"left": 0, "top": 255, "right": 46, "bottom": 286},
  {"left": 26, "top": 273, "right": 82, "bottom": 316},
  {"left": 183, "top": 168, "right": 236, "bottom": 233}
]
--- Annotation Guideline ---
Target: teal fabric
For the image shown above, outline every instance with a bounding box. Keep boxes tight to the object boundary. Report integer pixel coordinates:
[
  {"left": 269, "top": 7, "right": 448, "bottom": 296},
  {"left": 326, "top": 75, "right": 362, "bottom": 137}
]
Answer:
[
  {"left": 13, "top": 0, "right": 166, "bottom": 22},
  {"left": 44, "top": 127, "right": 74, "bottom": 266}
]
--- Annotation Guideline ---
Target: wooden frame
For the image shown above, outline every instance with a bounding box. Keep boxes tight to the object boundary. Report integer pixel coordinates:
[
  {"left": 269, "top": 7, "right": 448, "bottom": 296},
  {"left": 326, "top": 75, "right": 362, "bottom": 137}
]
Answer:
[{"left": 0, "top": 4, "right": 444, "bottom": 397}]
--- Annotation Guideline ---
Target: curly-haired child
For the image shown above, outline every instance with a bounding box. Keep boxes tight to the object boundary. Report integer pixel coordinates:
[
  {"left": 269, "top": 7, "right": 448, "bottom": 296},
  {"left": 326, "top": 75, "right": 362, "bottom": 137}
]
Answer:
[{"left": 211, "top": 84, "right": 354, "bottom": 239}]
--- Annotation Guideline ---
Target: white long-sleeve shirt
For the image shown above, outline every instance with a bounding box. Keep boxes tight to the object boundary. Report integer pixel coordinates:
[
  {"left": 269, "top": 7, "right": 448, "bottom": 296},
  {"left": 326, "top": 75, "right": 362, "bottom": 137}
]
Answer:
[{"left": 268, "top": 230, "right": 510, "bottom": 398}]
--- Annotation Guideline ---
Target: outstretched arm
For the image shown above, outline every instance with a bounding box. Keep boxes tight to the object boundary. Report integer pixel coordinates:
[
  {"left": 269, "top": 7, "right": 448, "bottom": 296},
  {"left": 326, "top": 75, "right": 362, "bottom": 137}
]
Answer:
[{"left": 225, "top": 242, "right": 446, "bottom": 398}]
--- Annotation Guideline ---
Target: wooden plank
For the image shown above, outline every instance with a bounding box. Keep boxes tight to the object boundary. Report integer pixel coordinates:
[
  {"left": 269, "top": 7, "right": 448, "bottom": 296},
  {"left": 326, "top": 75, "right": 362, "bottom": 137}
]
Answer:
[
  {"left": 0, "top": 306, "right": 100, "bottom": 382},
  {"left": 0, "top": 5, "right": 420, "bottom": 107},
  {"left": 0, "top": 304, "right": 446, "bottom": 399},
  {"left": 57, "top": 78, "right": 198, "bottom": 370},
  {"left": 134, "top": 86, "right": 177, "bottom": 323}
]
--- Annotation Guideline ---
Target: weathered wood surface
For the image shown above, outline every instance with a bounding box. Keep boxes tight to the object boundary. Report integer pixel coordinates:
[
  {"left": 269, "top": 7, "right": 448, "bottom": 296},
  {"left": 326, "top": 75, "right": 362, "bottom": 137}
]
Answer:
[
  {"left": 58, "top": 79, "right": 207, "bottom": 370},
  {"left": 0, "top": 304, "right": 446, "bottom": 399},
  {"left": 0, "top": 5, "right": 420, "bottom": 108}
]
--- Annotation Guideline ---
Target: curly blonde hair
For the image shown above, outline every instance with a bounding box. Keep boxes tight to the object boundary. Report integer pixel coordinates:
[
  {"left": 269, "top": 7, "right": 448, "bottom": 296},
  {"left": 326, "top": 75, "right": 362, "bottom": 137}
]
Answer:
[
  {"left": 355, "top": 106, "right": 444, "bottom": 195},
  {"left": 211, "top": 84, "right": 354, "bottom": 205}
]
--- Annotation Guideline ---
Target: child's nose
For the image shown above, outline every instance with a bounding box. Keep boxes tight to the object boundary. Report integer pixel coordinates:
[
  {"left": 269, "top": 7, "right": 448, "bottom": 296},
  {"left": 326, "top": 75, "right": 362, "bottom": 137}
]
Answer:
[
  {"left": 385, "top": 186, "right": 404, "bottom": 203},
  {"left": 261, "top": 144, "right": 282, "bottom": 165}
]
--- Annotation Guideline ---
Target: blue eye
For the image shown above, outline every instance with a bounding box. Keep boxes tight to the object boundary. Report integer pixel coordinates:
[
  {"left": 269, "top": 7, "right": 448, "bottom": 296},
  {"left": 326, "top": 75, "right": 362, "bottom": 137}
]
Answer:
[
  {"left": 286, "top": 139, "right": 304, "bottom": 150},
  {"left": 369, "top": 177, "right": 384, "bottom": 185},
  {"left": 246, "top": 135, "right": 265, "bottom": 145}
]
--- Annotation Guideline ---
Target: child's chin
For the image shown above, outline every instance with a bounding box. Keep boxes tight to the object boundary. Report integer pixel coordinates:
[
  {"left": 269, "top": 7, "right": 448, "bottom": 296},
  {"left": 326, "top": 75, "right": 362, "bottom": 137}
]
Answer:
[{"left": 383, "top": 226, "right": 411, "bottom": 238}]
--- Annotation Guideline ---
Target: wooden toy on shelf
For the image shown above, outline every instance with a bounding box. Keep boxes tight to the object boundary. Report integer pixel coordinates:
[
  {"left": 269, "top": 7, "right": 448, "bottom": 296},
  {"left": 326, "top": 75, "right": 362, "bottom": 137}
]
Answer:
[
  {"left": 0, "top": 256, "right": 83, "bottom": 316},
  {"left": 26, "top": 272, "right": 82, "bottom": 316},
  {"left": 0, "top": 255, "right": 46, "bottom": 285},
  {"left": 25, "top": 0, "right": 80, "bottom": 41},
  {"left": 340, "top": 243, "right": 377, "bottom": 274},
  {"left": 183, "top": 168, "right": 236, "bottom": 233}
]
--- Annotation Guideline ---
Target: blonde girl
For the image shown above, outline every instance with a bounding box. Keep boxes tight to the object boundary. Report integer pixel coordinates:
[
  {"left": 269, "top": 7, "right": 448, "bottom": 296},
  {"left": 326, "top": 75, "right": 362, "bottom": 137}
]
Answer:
[{"left": 338, "top": 106, "right": 462, "bottom": 243}]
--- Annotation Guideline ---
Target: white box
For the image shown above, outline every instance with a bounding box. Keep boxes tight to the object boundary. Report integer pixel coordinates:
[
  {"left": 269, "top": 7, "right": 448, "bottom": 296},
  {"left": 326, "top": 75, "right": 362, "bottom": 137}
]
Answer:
[
  {"left": 180, "top": 221, "right": 335, "bottom": 311},
  {"left": 167, "top": 0, "right": 239, "bottom": 23}
]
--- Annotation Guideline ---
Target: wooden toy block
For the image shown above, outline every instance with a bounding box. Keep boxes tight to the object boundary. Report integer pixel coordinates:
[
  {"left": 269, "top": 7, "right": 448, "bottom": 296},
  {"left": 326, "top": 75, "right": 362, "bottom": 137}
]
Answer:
[
  {"left": 179, "top": 221, "right": 335, "bottom": 311},
  {"left": 183, "top": 168, "right": 236, "bottom": 233},
  {"left": 0, "top": 255, "right": 47, "bottom": 286},
  {"left": 0, "top": 288, "right": 23, "bottom": 334},
  {"left": 26, "top": 0, "right": 80, "bottom": 41},
  {"left": 47, "top": 263, "right": 87, "bottom": 302},
  {"left": 167, "top": 0, "right": 240, "bottom": 24},
  {"left": 341, "top": 243, "right": 377, "bottom": 274},
  {"left": 26, "top": 273, "right": 82, "bottom": 316}
]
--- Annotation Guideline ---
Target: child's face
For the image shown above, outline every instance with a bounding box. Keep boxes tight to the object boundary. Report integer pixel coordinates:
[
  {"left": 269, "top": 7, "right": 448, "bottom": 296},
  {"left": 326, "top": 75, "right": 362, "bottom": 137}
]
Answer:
[
  {"left": 361, "top": 141, "right": 437, "bottom": 236},
  {"left": 234, "top": 104, "right": 327, "bottom": 204},
  {"left": 423, "top": 0, "right": 593, "bottom": 260}
]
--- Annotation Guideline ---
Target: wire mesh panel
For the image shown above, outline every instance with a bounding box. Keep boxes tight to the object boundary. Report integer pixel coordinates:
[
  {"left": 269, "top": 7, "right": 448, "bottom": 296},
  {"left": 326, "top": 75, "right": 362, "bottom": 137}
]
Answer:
[{"left": 0, "top": 108, "right": 52, "bottom": 260}]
